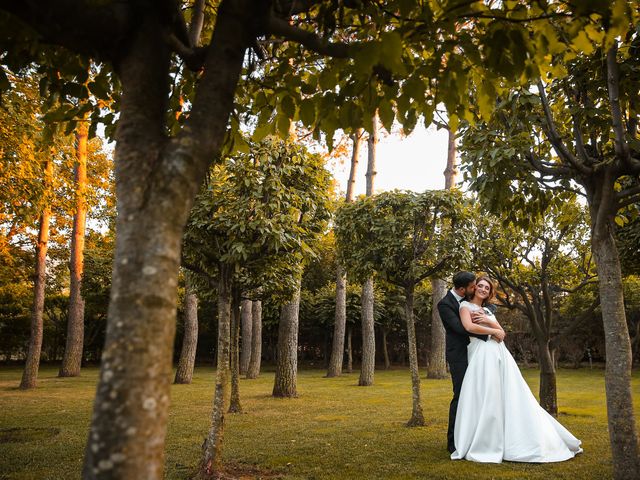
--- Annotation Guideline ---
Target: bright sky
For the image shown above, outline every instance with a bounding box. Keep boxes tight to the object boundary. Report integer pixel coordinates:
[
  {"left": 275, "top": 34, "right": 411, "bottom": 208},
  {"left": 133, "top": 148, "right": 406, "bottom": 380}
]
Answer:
[{"left": 329, "top": 123, "right": 455, "bottom": 197}]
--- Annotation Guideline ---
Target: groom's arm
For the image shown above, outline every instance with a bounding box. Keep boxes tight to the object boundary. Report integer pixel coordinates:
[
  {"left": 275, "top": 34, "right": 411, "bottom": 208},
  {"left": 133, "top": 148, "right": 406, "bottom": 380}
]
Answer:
[{"left": 437, "top": 300, "right": 469, "bottom": 336}]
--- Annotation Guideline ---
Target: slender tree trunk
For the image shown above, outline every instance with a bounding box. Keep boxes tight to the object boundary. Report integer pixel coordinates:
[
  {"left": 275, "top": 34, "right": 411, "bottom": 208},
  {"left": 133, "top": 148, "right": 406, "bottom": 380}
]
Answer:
[
  {"left": 327, "top": 266, "right": 347, "bottom": 377},
  {"left": 273, "top": 286, "right": 301, "bottom": 397},
  {"left": 359, "top": 278, "right": 375, "bottom": 386},
  {"left": 365, "top": 115, "right": 378, "bottom": 197},
  {"left": 591, "top": 211, "right": 640, "bottom": 479},
  {"left": 246, "top": 299, "right": 262, "bottom": 379},
  {"left": 239, "top": 299, "right": 252, "bottom": 375},
  {"left": 346, "top": 325, "right": 353, "bottom": 373},
  {"left": 381, "top": 327, "right": 390, "bottom": 370},
  {"left": 328, "top": 129, "right": 362, "bottom": 378},
  {"left": 427, "top": 278, "right": 448, "bottom": 379},
  {"left": 537, "top": 338, "right": 557, "bottom": 416},
  {"left": 60, "top": 121, "right": 88, "bottom": 377},
  {"left": 444, "top": 127, "right": 458, "bottom": 189},
  {"left": 404, "top": 284, "right": 425, "bottom": 426},
  {"left": 82, "top": 3, "right": 252, "bottom": 477},
  {"left": 174, "top": 285, "right": 198, "bottom": 385},
  {"left": 20, "top": 159, "right": 52, "bottom": 390},
  {"left": 229, "top": 292, "right": 242, "bottom": 413},
  {"left": 198, "top": 268, "right": 232, "bottom": 478}
]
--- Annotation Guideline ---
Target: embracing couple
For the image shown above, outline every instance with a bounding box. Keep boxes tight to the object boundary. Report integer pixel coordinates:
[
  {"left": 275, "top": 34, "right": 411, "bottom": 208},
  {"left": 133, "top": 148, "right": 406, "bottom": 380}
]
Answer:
[{"left": 437, "top": 271, "right": 583, "bottom": 463}]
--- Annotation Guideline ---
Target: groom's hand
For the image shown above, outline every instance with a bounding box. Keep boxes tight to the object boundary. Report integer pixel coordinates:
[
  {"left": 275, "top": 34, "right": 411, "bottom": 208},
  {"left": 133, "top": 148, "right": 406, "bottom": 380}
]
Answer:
[{"left": 471, "top": 311, "right": 488, "bottom": 324}]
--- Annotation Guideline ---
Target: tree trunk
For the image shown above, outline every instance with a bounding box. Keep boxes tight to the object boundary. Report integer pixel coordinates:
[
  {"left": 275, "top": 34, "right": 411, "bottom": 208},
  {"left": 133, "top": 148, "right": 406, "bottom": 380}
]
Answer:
[
  {"left": 60, "top": 121, "right": 88, "bottom": 377},
  {"left": 591, "top": 213, "right": 640, "bottom": 479},
  {"left": 427, "top": 278, "right": 448, "bottom": 379},
  {"left": 359, "top": 278, "right": 375, "bottom": 386},
  {"left": 246, "top": 299, "right": 262, "bottom": 379},
  {"left": 229, "top": 292, "right": 242, "bottom": 413},
  {"left": 346, "top": 324, "right": 353, "bottom": 373},
  {"left": 327, "top": 266, "right": 347, "bottom": 377},
  {"left": 174, "top": 286, "right": 198, "bottom": 385},
  {"left": 443, "top": 126, "right": 458, "bottom": 189},
  {"left": 328, "top": 130, "right": 361, "bottom": 378},
  {"left": 365, "top": 114, "right": 378, "bottom": 197},
  {"left": 404, "top": 284, "right": 425, "bottom": 427},
  {"left": 20, "top": 159, "right": 52, "bottom": 390},
  {"left": 239, "top": 299, "right": 252, "bottom": 375},
  {"left": 537, "top": 338, "right": 557, "bottom": 416},
  {"left": 273, "top": 286, "right": 301, "bottom": 397},
  {"left": 198, "top": 267, "right": 232, "bottom": 478},
  {"left": 382, "top": 327, "right": 390, "bottom": 370},
  {"left": 82, "top": 3, "right": 251, "bottom": 477}
]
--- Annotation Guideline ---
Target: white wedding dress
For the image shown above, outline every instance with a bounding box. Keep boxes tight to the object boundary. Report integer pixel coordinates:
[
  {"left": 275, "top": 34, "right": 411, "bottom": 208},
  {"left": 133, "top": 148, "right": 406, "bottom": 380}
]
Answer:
[{"left": 451, "top": 301, "right": 583, "bottom": 463}]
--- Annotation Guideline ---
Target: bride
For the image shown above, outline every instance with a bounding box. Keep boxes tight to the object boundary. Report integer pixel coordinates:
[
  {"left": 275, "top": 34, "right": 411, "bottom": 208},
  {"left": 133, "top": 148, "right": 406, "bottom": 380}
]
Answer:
[{"left": 451, "top": 275, "right": 583, "bottom": 463}]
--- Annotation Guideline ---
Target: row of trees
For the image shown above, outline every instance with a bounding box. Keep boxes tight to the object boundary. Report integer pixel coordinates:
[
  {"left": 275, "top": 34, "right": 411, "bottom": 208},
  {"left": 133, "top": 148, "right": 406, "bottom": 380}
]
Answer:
[{"left": 1, "top": 1, "right": 638, "bottom": 479}]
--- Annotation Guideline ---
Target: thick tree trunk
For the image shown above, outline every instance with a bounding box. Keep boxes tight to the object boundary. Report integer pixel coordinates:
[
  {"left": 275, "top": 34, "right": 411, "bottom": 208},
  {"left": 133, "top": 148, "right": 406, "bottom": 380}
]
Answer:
[
  {"left": 327, "top": 266, "right": 347, "bottom": 377},
  {"left": 229, "top": 293, "right": 242, "bottom": 413},
  {"left": 198, "top": 268, "right": 232, "bottom": 478},
  {"left": 82, "top": 3, "right": 252, "bottom": 478},
  {"left": 404, "top": 285, "right": 425, "bottom": 427},
  {"left": 273, "top": 286, "right": 301, "bottom": 397},
  {"left": 359, "top": 278, "right": 375, "bottom": 386},
  {"left": 174, "top": 286, "right": 198, "bottom": 384},
  {"left": 591, "top": 216, "right": 640, "bottom": 479},
  {"left": 537, "top": 338, "right": 557, "bottom": 416},
  {"left": 60, "top": 121, "right": 88, "bottom": 377},
  {"left": 381, "top": 327, "right": 390, "bottom": 370},
  {"left": 427, "top": 278, "right": 448, "bottom": 379},
  {"left": 20, "top": 159, "right": 52, "bottom": 390},
  {"left": 239, "top": 298, "right": 252, "bottom": 375},
  {"left": 346, "top": 325, "right": 353, "bottom": 373},
  {"left": 246, "top": 299, "right": 262, "bottom": 379}
]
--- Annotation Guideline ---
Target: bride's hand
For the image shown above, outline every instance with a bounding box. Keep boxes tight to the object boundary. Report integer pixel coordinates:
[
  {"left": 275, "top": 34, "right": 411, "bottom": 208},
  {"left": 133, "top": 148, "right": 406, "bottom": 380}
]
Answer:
[{"left": 492, "top": 329, "right": 506, "bottom": 343}]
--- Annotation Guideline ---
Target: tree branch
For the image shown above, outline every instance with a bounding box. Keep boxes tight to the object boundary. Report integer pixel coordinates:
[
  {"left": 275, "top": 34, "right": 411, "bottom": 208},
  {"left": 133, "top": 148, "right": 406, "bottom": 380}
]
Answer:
[
  {"left": 189, "top": 0, "right": 206, "bottom": 47},
  {"left": 265, "top": 15, "right": 351, "bottom": 58}
]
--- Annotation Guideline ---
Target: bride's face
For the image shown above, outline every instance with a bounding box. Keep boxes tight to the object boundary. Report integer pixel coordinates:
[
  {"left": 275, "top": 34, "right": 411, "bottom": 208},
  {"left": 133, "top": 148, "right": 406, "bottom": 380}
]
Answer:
[{"left": 475, "top": 280, "right": 491, "bottom": 300}]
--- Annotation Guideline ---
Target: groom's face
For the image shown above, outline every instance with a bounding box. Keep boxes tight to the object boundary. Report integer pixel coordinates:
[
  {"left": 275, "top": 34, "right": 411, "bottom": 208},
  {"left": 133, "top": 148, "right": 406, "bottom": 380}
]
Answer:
[{"left": 464, "top": 281, "right": 477, "bottom": 299}]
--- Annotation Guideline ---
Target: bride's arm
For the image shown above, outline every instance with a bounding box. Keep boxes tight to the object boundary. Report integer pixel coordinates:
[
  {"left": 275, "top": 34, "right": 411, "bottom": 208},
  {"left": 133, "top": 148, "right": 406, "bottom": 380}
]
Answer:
[{"left": 460, "top": 307, "right": 503, "bottom": 337}]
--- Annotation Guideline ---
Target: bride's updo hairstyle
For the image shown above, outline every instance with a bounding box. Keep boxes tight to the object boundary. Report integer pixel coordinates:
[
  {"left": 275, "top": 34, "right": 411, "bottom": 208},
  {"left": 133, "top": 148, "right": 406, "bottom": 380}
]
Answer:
[{"left": 476, "top": 275, "right": 496, "bottom": 306}]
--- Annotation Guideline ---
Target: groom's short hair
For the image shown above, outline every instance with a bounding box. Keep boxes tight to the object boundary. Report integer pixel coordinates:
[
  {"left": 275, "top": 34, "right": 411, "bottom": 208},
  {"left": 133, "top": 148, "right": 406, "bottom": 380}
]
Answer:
[{"left": 453, "top": 271, "right": 476, "bottom": 289}]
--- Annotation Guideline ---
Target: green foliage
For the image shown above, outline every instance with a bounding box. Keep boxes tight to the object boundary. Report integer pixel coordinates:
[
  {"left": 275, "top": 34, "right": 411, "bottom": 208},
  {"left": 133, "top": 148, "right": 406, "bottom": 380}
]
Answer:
[
  {"left": 184, "top": 137, "right": 334, "bottom": 303},
  {"left": 335, "top": 190, "right": 468, "bottom": 288}
]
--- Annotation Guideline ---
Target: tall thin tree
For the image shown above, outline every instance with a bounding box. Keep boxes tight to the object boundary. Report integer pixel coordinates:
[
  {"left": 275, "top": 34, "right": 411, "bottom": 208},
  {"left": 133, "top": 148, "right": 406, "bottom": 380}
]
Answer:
[
  {"left": 239, "top": 298, "right": 252, "bottom": 375},
  {"left": 20, "top": 157, "right": 53, "bottom": 389},
  {"left": 327, "top": 128, "right": 362, "bottom": 377},
  {"left": 174, "top": 276, "right": 199, "bottom": 384},
  {"left": 359, "top": 114, "right": 377, "bottom": 386},
  {"left": 59, "top": 119, "right": 88, "bottom": 377},
  {"left": 246, "top": 299, "right": 262, "bottom": 379}
]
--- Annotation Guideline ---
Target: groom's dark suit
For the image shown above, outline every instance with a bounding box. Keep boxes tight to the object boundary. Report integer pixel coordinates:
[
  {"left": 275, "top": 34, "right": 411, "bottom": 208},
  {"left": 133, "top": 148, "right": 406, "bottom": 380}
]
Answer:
[{"left": 437, "top": 290, "right": 488, "bottom": 454}]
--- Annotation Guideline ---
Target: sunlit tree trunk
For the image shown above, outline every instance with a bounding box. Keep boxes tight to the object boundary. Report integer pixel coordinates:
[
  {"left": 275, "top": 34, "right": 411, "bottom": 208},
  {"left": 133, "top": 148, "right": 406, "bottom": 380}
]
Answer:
[
  {"left": 60, "top": 121, "right": 88, "bottom": 377},
  {"left": 246, "top": 299, "right": 262, "bottom": 379},
  {"left": 273, "top": 285, "right": 301, "bottom": 397},
  {"left": 239, "top": 298, "right": 252, "bottom": 375},
  {"left": 174, "top": 282, "right": 198, "bottom": 385},
  {"left": 20, "top": 159, "right": 53, "bottom": 390}
]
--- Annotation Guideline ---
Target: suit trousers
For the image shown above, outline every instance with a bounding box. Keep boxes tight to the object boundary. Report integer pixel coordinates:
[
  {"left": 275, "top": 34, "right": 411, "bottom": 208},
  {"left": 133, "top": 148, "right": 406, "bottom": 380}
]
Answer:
[{"left": 447, "top": 360, "right": 468, "bottom": 453}]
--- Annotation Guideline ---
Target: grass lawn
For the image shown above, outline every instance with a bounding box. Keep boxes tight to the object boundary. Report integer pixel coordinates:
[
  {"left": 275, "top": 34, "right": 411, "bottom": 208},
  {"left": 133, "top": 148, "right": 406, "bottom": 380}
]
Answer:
[{"left": 1, "top": 365, "right": 639, "bottom": 479}]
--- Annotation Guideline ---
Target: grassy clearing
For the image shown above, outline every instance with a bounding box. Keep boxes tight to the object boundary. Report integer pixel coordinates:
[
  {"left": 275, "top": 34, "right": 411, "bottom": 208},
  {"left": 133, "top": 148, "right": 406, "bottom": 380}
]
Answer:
[{"left": 0, "top": 365, "right": 638, "bottom": 479}]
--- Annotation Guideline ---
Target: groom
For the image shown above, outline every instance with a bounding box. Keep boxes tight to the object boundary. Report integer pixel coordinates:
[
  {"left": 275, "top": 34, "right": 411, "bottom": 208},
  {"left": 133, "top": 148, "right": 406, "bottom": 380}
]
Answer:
[{"left": 437, "top": 271, "right": 504, "bottom": 454}]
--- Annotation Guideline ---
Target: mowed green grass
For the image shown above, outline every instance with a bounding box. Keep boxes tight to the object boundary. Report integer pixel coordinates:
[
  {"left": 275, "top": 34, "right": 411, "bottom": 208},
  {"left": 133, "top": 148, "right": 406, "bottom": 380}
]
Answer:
[{"left": 1, "top": 365, "right": 639, "bottom": 479}]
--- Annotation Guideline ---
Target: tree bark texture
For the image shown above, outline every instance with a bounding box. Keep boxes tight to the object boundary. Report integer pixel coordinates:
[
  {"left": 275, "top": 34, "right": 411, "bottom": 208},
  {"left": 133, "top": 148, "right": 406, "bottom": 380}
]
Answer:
[
  {"left": 82, "top": 3, "right": 253, "bottom": 478},
  {"left": 20, "top": 159, "right": 53, "bottom": 390},
  {"left": 273, "top": 287, "right": 301, "bottom": 397},
  {"left": 198, "top": 269, "right": 232, "bottom": 478},
  {"left": 229, "top": 294, "right": 242, "bottom": 413},
  {"left": 246, "top": 300, "right": 262, "bottom": 379},
  {"left": 60, "top": 121, "right": 89, "bottom": 378},
  {"left": 382, "top": 327, "right": 390, "bottom": 370},
  {"left": 443, "top": 127, "right": 458, "bottom": 189},
  {"left": 404, "top": 285, "right": 425, "bottom": 427},
  {"left": 427, "top": 278, "right": 448, "bottom": 379},
  {"left": 537, "top": 339, "right": 557, "bottom": 416},
  {"left": 346, "top": 325, "right": 353, "bottom": 373},
  {"left": 174, "top": 287, "right": 198, "bottom": 384},
  {"left": 239, "top": 299, "right": 252, "bottom": 375},
  {"left": 590, "top": 206, "right": 640, "bottom": 479},
  {"left": 359, "top": 278, "right": 376, "bottom": 386},
  {"left": 327, "top": 266, "right": 347, "bottom": 377},
  {"left": 365, "top": 114, "right": 378, "bottom": 196}
]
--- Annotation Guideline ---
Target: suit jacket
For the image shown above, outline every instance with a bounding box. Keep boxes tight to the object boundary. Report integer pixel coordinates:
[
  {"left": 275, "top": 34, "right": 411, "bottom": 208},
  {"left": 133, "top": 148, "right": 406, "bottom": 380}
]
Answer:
[{"left": 437, "top": 291, "right": 487, "bottom": 364}]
